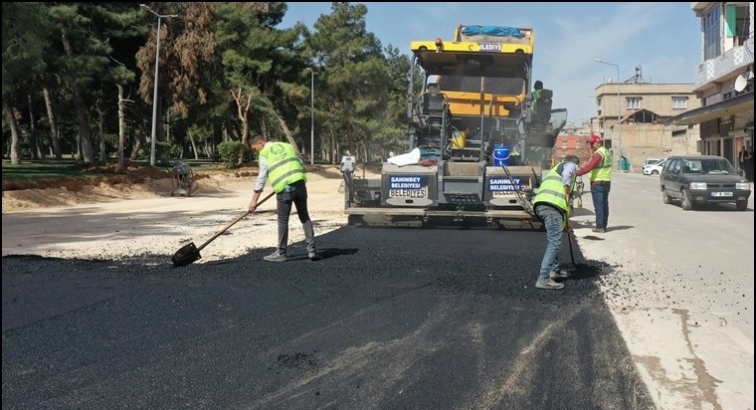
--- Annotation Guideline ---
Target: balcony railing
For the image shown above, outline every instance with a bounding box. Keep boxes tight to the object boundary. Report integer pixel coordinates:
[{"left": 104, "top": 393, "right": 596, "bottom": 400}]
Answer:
[{"left": 695, "top": 36, "right": 754, "bottom": 88}]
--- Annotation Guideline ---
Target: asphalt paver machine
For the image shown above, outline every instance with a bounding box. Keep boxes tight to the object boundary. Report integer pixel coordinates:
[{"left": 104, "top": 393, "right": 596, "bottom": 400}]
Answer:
[{"left": 341, "top": 24, "right": 568, "bottom": 228}]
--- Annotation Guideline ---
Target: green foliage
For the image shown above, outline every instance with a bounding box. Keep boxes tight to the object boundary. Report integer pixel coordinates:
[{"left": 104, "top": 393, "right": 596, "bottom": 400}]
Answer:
[
  {"left": 2, "top": 1, "right": 422, "bottom": 164},
  {"left": 217, "top": 141, "right": 246, "bottom": 167},
  {"left": 2, "top": 3, "right": 50, "bottom": 96}
]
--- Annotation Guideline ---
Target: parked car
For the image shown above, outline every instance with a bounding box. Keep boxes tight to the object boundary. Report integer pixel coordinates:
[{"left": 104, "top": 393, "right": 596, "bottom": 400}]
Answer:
[
  {"left": 660, "top": 155, "right": 751, "bottom": 211},
  {"left": 643, "top": 159, "right": 666, "bottom": 175},
  {"left": 644, "top": 158, "right": 664, "bottom": 166}
]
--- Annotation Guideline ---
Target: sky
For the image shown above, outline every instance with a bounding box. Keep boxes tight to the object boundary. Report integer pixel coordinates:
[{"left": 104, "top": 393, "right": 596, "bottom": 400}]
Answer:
[{"left": 279, "top": 2, "right": 703, "bottom": 127}]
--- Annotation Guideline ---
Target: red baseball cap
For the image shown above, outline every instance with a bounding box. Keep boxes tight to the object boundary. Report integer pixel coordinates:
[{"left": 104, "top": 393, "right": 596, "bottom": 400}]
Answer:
[{"left": 589, "top": 135, "right": 602, "bottom": 144}]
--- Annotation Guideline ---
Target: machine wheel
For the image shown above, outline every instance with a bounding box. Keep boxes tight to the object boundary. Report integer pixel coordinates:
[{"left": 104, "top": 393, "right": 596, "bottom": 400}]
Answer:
[
  {"left": 662, "top": 189, "right": 671, "bottom": 204},
  {"left": 651, "top": 170, "right": 659, "bottom": 175},
  {"left": 736, "top": 200, "right": 748, "bottom": 211},
  {"left": 681, "top": 189, "right": 693, "bottom": 211}
]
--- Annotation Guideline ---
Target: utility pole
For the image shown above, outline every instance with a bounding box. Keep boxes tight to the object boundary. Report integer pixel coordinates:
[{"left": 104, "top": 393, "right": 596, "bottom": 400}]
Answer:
[
  {"left": 595, "top": 59, "right": 623, "bottom": 170},
  {"left": 310, "top": 69, "right": 316, "bottom": 165},
  {"left": 141, "top": 4, "right": 178, "bottom": 167}
]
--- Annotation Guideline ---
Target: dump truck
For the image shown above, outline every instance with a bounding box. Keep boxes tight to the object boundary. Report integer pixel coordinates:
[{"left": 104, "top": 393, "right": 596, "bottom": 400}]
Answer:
[{"left": 341, "top": 24, "right": 568, "bottom": 228}]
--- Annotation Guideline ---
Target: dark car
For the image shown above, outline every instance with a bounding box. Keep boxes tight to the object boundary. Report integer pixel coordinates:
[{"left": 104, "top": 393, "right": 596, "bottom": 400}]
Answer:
[{"left": 660, "top": 155, "right": 751, "bottom": 211}]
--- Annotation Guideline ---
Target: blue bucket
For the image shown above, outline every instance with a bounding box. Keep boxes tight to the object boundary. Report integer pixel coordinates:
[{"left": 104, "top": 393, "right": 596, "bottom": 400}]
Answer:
[{"left": 493, "top": 145, "right": 510, "bottom": 166}]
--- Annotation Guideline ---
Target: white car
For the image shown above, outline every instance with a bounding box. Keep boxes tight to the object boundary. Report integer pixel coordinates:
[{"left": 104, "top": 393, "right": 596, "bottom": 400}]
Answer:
[{"left": 643, "top": 159, "right": 666, "bottom": 175}]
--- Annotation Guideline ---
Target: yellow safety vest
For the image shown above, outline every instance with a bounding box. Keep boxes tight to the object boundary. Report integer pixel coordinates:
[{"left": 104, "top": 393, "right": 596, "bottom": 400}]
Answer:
[
  {"left": 533, "top": 162, "right": 576, "bottom": 227},
  {"left": 589, "top": 146, "right": 612, "bottom": 182},
  {"left": 260, "top": 142, "right": 306, "bottom": 194}
]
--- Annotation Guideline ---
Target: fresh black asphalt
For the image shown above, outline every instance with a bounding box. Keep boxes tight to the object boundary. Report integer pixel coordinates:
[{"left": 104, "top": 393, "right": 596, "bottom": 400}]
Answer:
[{"left": 2, "top": 226, "right": 656, "bottom": 410}]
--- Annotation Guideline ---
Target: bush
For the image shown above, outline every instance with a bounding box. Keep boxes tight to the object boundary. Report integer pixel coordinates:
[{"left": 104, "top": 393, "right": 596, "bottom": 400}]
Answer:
[{"left": 217, "top": 141, "right": 246, "bottom": 168}]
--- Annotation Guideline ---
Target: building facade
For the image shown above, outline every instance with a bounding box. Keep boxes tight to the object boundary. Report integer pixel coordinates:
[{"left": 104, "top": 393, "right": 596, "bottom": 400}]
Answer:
[
  {"left": 671, "top": 2, "right": 754, "bottom": 170},
  {"left": 590, "top": 79, "right": 701, "bottom": 172},
  {"left": 552, "top": 133, "right": 594, "bottom": 166}
]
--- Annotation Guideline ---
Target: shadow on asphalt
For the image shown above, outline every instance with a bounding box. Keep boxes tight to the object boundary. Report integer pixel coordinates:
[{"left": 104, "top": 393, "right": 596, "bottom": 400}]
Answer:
[
  {"left": 679, "top": 203, "right": 754, "bottom": 213},
  {"left": 607, "top": 225, "right": 633, "bottom": 232},
  {"left": 272, "top": 247, "right": 360, "bottom": 262},
  {"left": 571, "top": 207, "right": 595, "bottom": 217},
  {"left": 567, "top": 263, "right": 604, "bottom": 281}
]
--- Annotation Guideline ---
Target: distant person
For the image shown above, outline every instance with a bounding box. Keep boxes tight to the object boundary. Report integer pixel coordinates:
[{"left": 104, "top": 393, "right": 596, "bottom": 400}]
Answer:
[
  {"left": 746, "top": 147, "right": 754, "bottom": 183},
  {"left": 529, "top": 80, "right": 543, "bottom": 113},
  {"left": 576, "top": 135, "right": 612, "bottom": 233},
  {"left": 737, "top": 144, "right": 746, "bottom": 177},
  {"left": 248, "top": 137, "right": 321, "bottom": 262},
  {"left": 532, "top": 155, "right": 581, "bottom": 290}
]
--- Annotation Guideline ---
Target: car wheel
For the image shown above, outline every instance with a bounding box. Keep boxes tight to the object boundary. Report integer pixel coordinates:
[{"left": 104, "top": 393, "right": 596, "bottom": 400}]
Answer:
[
  {"left": 651, "top": 170, "right": 659, "bottom": 175},
  {"left": 662, "top": 189, "right": 671, "bottom": 204},
  {"left": 681, "top": 189, "right": 693, "bottom": 210},
  {"left": 736, "top": 200, "right": 748, "bottom": 211}
]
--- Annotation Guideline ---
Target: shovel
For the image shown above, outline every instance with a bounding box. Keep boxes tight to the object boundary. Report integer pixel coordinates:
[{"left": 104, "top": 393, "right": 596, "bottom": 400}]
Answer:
[
  {"left": 171, "top": 191, "right": 275, "bottom": 267},
  {"left": 567, "top": 230, "right": 577, "bottom": 268}
]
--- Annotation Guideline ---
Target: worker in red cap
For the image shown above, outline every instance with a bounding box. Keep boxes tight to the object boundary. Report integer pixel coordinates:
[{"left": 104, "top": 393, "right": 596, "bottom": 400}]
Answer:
[{"left": 576, "top": 135, "right": 613, "bottom": 233}]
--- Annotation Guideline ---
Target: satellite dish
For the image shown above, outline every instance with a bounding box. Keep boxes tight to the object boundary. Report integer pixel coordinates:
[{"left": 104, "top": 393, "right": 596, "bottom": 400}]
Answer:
[{"left": 734, "top": 74, "right": 748, "bottom": 92}]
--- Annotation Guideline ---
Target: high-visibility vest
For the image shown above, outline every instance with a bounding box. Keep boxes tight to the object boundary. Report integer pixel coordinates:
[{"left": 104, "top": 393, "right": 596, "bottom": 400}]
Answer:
[
  {"left": 259, "top": 142, "right": 306, "bottom": 194},
  {"left": 590, "top": 146, "right": 613, "bottom": 182},
  {"left": 530, "top": 89, "right": 542, "bottom": 113},
  {"left": 533, "top": 161, "right": 576, "bottom": 227}
]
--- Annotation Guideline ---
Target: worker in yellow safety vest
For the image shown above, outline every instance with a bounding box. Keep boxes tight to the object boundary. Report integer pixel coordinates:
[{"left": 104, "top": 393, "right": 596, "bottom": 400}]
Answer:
[
  {"left": 531, "top": 155, "right": 580, "bottom": 290},
  {"left": 576, "top": 134, "right": 612, "bottom": 233},
  {"left": 248, "top": 136, "right": 321, "bottom": 262}
]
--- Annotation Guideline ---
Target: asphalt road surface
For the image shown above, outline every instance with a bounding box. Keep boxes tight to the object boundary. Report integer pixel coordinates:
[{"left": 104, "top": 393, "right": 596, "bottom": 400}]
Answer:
[{"left": 3, "top": 227, "right": 655, "bottom": 410}]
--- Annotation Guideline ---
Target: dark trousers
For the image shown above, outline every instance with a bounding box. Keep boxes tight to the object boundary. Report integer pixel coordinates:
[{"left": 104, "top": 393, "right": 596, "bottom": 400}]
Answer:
[
  {"left": 591, "top": 181, "right": 611, "bottom": 229},
  {"left": 276, "top": 181, "right": 316, "bottom": 254}
]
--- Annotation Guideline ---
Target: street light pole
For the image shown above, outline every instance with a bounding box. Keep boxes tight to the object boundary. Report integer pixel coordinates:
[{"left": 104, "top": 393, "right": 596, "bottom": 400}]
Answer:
[
  {"left": 141, "top": 4, "right": 178, "bottom": 167},
  {"left": 594, "top": 59, "right": 622, "bottom": 171},
  {"left": 310, "top": 69, "right": 315, "bottom": 166}
]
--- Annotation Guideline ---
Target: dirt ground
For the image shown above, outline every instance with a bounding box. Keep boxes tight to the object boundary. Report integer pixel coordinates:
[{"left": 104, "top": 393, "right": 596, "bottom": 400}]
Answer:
[{"left": 2, "top": 163, "right": 378, "bottom": 263}]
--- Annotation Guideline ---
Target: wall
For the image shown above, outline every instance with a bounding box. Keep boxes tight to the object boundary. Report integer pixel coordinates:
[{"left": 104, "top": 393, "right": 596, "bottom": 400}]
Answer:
[{"left": 620, "top": 123, "right": 700, "bottom": 171}]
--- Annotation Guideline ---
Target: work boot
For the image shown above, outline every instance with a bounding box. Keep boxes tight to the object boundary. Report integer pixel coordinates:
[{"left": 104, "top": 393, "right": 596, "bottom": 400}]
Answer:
[
  {"left": 591, "top": 227, "right": 606, "bottom": 233},
  {"left": 535, "top": 278, "right": 565, "bottom": 290},
  {"left": 263, "top": 251, "right": 287, "bottom": 263},
  {"left": 308, "top": 251, "right": 322, "bottom": 261},
  {"left": 550, "top": 269, "right": 572, "bottom": 280}
]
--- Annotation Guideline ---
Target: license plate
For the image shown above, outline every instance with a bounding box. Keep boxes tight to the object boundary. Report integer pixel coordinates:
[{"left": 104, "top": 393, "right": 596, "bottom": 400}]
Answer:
[
  {"left": 711, "top": 192, "right": 733, "bottom": 197},
  {"left": 389, "top": 187, "right": 429, "bottom": 198}
]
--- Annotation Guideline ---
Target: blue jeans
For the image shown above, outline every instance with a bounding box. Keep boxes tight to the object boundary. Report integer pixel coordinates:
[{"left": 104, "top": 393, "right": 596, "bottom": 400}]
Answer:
[
  {"left": 535, "top": 204, "right": 564, "bottom": 281},
  {"left": 590, "top": 182, "right": 611, "bottom": 229}
]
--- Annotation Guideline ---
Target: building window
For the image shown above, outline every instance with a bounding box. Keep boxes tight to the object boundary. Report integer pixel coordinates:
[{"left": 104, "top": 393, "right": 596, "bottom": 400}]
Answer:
[
  {"left": 626, "top": 97, "right": 641, "bottom": 109},
  {"left": 672, "top": 96, "right": 688, "bottom": 109},
  {"left": 561, "top": 139, "right": 568, "bottom": 147},
  {"left": 703, "top": 4, "right": 721, "bottom": 60},
  {"left": 562, "top": 149, "right": 567, "bottom": 155}
]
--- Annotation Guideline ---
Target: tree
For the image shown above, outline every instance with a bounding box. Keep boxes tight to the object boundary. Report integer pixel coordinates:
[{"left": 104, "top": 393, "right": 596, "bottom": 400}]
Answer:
[
  {"left": 214, "top": 2, "right": 306, "bottom": 161},
  {"left": 136, "top": 2, "right": 216, "bottom": 145},
  {"left": 306, "top": 2, "right": 387, "bottom": 162},
  {"left": 2, "top": 2, "right": 50, "bottom": 164}
]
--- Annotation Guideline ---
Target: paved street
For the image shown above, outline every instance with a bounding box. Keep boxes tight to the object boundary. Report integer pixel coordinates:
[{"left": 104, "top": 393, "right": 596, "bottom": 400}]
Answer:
[
  {"left": 2, "top": 171, "right": 752, "bottom": 410},
  {"left": 571, "top": 172, "right": 754, "bottom": 410},
  {"left": 3, "top": 222, "right": 652, "bottom": 409}
]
